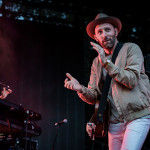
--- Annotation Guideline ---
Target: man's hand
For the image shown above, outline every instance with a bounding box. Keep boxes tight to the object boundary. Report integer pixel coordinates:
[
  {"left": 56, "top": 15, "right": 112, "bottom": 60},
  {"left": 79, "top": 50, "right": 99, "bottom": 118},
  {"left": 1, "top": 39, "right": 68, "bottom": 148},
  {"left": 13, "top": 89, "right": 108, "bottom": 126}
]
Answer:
[
  {"left": 0, "top": 87, "right": 12, "bottom": 99},
  {"left": 64, "top": 73, "right": 82, "bottom": 92},
  {"left": 90, "top": 41, "right": 105, "bottom": 66},
  {"left": 86, "top": 123, "right": 96, "bottom": 138}
]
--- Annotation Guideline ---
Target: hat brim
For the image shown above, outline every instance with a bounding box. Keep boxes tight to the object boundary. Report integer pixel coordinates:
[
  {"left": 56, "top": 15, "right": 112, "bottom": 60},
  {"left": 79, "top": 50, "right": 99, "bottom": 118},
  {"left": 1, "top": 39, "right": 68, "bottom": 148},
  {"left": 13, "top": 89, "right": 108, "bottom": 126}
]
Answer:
[{"left": 86, "top": 17, "right": 122, "bottom": 39}]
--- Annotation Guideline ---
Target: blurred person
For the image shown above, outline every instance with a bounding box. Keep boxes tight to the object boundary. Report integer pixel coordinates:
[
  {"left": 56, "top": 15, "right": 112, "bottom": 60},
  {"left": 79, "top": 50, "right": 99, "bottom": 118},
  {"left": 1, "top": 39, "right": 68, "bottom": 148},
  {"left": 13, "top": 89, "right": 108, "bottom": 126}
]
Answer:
[{"left": 0, "top": 85, "right": 12, "bottom": 99}]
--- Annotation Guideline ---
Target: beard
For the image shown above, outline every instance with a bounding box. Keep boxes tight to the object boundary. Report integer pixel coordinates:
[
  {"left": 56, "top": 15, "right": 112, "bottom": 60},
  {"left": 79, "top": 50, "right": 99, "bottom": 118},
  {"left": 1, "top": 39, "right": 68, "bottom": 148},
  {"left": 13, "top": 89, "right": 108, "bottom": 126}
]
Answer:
[{"left": 100, "top": 36, "right": 116, "bottom": 49}]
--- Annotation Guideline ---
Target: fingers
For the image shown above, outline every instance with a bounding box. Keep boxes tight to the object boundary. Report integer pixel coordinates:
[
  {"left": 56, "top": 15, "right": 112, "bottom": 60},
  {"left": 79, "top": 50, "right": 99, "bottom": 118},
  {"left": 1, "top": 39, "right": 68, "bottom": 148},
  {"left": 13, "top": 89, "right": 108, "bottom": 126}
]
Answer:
[
  {"left": 64, "top": 78, "right": 68, "bottom": 84},
  {"left": 90, "top": 41, "right": 98, "bottom": 46},
  {"left": 86, "top": 123, "right": 96, "bottom": 137},
  {"left": 8, "top": 89, "right": 12, "bottom": 94},
  {"left": 90, "top": 41, "right": 104, "bottom": 54},
  {"left": 90, "top": 41, "right": 101, "bottom": 48},
  {"left": 86, "top": 124, "right": 92, "bottom": 137},
  {"left": 92, "top": 46, "right": 101, "bottom": 53},
  {"left": 64, "top": 81, "right": 74, "bottom": 90},
  {"left": 66, "top": 73, "right": 73, "bottom": 80},
  {"left": 87, "top": 123, "right": 96, "bottom": 131},
  {"left": 65, "top": 81, "right": 72, "bottom": 89},
  {"left": 64, "top": 78, "right": 72, "bottom": 89},
  {"left": 2, "top": 87, "right": 12, "bottom": 94},
  {"left": 64, "top": 73, "right": 80, "bottom": 91},
  {"left": 64, "top": 73, "right": 71, "bottom": 89},
  {"left": 64, "top": 73, "right": 73, "bottom": 89}
]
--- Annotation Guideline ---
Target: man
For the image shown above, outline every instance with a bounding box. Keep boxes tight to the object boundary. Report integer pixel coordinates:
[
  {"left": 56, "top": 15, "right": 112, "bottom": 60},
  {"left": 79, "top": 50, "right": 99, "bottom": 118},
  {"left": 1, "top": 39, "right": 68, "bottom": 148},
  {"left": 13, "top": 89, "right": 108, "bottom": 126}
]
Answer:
[{"left": 64, "top": 13, "right": 150, "bottom": 150}]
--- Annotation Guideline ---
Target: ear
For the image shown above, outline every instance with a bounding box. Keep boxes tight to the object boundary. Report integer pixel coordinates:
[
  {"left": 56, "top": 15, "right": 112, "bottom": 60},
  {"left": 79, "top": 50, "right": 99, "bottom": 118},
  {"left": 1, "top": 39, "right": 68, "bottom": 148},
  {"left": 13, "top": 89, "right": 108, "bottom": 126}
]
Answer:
[
  {"left": 114, "top": 28, "right": 118, "bottom": 37},
  {"left": 94, "top": 35, "right": 99, "bottom": 42}
]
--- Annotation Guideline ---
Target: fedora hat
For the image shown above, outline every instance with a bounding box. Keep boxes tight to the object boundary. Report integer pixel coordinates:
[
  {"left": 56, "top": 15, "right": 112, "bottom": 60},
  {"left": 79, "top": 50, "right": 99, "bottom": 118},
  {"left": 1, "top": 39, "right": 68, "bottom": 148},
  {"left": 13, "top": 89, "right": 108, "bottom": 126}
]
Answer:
[{"left": 86, "top": 13, "right": 122, "bottom": 39}]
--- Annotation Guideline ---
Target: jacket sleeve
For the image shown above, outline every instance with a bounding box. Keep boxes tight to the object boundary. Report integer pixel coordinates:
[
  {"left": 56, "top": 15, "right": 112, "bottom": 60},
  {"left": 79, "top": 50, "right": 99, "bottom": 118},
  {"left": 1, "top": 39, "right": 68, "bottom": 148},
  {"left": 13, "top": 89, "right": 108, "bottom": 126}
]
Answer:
[
  {"left": 77, "top": 58, "right": 100, "bottom": 105},
  {"left": 105, "top": 43, "right": 143, "bottom": 89}
]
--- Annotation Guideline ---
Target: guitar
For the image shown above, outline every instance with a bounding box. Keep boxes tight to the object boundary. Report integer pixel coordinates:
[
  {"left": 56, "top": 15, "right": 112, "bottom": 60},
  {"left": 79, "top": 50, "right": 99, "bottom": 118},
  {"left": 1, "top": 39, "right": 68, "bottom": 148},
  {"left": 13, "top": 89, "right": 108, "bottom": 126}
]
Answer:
[{"left": 88, "top": 100, "right": 110, "bottom": 138}]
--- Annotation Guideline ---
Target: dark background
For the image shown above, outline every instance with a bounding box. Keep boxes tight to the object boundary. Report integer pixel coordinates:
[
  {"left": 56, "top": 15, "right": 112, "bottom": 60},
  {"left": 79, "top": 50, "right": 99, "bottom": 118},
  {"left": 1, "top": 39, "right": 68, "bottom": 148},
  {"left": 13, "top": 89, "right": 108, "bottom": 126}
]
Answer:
[{"left": 0, "top": 1, "right": 150, "bottom": 150}]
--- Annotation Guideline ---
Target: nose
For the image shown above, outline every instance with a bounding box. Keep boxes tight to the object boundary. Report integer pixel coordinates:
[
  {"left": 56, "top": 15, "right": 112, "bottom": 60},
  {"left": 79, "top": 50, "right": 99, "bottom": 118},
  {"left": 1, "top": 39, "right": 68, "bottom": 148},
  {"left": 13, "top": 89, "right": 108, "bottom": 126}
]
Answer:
[{"left": 102, "top": 31, "right": 107, "bottom": 38}]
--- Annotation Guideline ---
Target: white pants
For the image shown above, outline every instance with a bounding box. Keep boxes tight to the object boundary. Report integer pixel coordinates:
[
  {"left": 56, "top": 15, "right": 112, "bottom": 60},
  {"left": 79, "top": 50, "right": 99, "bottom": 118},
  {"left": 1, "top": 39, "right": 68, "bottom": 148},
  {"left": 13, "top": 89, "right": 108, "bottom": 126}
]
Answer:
[{"left": 108, "top": 116, "right": 150, "bottom": 150}]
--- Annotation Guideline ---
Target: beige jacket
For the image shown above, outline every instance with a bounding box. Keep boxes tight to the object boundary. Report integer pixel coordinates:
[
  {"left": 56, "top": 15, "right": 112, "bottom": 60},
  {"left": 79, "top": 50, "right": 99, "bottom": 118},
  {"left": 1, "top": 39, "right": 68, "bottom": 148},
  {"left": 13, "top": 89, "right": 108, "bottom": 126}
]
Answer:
[{"left": 78, "top": 42, "right": 150, "bottom": 122}]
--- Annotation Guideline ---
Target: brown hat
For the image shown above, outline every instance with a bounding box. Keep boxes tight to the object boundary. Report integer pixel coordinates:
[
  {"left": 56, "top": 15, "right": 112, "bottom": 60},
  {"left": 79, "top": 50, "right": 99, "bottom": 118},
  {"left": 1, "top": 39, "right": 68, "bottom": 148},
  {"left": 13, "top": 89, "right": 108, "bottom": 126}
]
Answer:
[{"left": 86, "top": 13, "right": 122, "bottom": 39}]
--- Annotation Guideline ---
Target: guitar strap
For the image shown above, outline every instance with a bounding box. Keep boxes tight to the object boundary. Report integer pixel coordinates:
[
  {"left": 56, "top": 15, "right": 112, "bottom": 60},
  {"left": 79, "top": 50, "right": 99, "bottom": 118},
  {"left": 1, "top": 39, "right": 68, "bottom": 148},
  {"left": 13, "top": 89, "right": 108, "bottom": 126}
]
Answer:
[{"left": 96, "top": 42, "right": 124, "bottom": 124}]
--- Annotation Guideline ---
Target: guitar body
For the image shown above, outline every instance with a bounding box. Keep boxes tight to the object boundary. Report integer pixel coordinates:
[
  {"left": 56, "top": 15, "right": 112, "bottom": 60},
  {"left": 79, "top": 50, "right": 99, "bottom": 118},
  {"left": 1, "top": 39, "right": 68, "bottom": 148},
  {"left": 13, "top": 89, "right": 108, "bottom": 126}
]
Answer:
[{"left": 89, "top": 100, "right": 110, "bottom": 137}]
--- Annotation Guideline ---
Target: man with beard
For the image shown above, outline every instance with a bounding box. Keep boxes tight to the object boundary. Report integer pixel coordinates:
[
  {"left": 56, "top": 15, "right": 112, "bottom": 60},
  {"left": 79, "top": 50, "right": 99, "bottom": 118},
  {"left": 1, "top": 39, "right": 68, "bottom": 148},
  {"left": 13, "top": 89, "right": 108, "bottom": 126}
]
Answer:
[{"left": 64, "top": 13, "right": 150, "bottom": 150}]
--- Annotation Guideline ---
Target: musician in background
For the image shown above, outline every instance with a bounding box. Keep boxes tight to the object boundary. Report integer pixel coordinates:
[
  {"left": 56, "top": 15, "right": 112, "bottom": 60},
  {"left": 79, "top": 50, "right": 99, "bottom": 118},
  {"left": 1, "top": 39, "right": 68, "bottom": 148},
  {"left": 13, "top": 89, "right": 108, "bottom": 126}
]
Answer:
[
  {"left": 0, "top": 87, "right": 12, "bottom": 99},
  {"left": 64, "top": 12, "right": 150, "bottom": 150}
]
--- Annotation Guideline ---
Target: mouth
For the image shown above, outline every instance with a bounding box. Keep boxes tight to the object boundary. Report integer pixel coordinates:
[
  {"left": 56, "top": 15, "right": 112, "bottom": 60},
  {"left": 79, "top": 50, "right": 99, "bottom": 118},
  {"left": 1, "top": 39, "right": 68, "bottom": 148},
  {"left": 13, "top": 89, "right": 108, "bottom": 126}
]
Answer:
[{"left": 103, "top": 40, "right": 110, "bottom": 44}]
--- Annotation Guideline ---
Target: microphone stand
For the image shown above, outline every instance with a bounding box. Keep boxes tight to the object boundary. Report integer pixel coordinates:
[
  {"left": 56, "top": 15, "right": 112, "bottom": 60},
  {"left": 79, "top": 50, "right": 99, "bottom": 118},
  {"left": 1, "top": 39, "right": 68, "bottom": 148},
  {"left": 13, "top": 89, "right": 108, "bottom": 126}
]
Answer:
[
  {"left": 51, "top": 125, "right": 60, "bottom": 150},
  {"left": 25, "top": 110, "right": 29, "bottom": 150}
]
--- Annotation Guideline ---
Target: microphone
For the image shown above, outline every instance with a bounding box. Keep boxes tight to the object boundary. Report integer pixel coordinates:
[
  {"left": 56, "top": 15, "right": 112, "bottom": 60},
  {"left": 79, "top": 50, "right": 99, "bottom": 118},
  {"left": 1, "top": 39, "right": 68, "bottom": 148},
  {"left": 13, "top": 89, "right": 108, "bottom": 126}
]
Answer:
[{"left": 55, "top": 119, "right": 68, "bottom": 126}]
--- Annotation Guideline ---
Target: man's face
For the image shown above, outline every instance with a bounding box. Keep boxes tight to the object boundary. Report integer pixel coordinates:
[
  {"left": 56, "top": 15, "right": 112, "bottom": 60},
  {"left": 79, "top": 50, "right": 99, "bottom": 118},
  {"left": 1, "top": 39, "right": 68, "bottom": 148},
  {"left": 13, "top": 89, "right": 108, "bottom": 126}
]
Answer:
[{"left": 94, "top": 23, "right": 117, "bottom": 49}]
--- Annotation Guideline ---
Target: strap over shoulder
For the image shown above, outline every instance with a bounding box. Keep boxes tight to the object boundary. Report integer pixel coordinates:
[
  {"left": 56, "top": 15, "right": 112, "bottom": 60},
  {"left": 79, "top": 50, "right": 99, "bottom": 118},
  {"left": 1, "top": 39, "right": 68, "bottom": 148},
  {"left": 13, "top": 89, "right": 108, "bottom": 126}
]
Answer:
[{"left": 96, "top": 42, "right": 124, "bottom": 124}]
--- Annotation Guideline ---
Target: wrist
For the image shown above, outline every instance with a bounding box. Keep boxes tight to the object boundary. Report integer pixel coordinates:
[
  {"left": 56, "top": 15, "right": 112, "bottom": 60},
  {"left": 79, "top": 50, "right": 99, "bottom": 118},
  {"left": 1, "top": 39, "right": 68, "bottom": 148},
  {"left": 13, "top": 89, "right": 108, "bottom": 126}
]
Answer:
[
  {"left": 77, "top": 85, "right": 85, "bottom": 93},
  {"left": 103, "top": 59, "right": 111, "bottom": 67},
  {"left": 77, "top": 85, "right": 83, "bottom": 93}
]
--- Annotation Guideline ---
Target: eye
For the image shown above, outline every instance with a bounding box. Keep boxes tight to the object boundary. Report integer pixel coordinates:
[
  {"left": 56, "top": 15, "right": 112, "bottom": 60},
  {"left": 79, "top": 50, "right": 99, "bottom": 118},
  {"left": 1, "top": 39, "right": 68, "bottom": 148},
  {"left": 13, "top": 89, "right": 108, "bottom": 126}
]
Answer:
[
  {"left": 105, "top": 28, "right": 111, "bottom": 32},
  {"left": 98, "top": 30, "right": 102, "bottom": 34}
]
